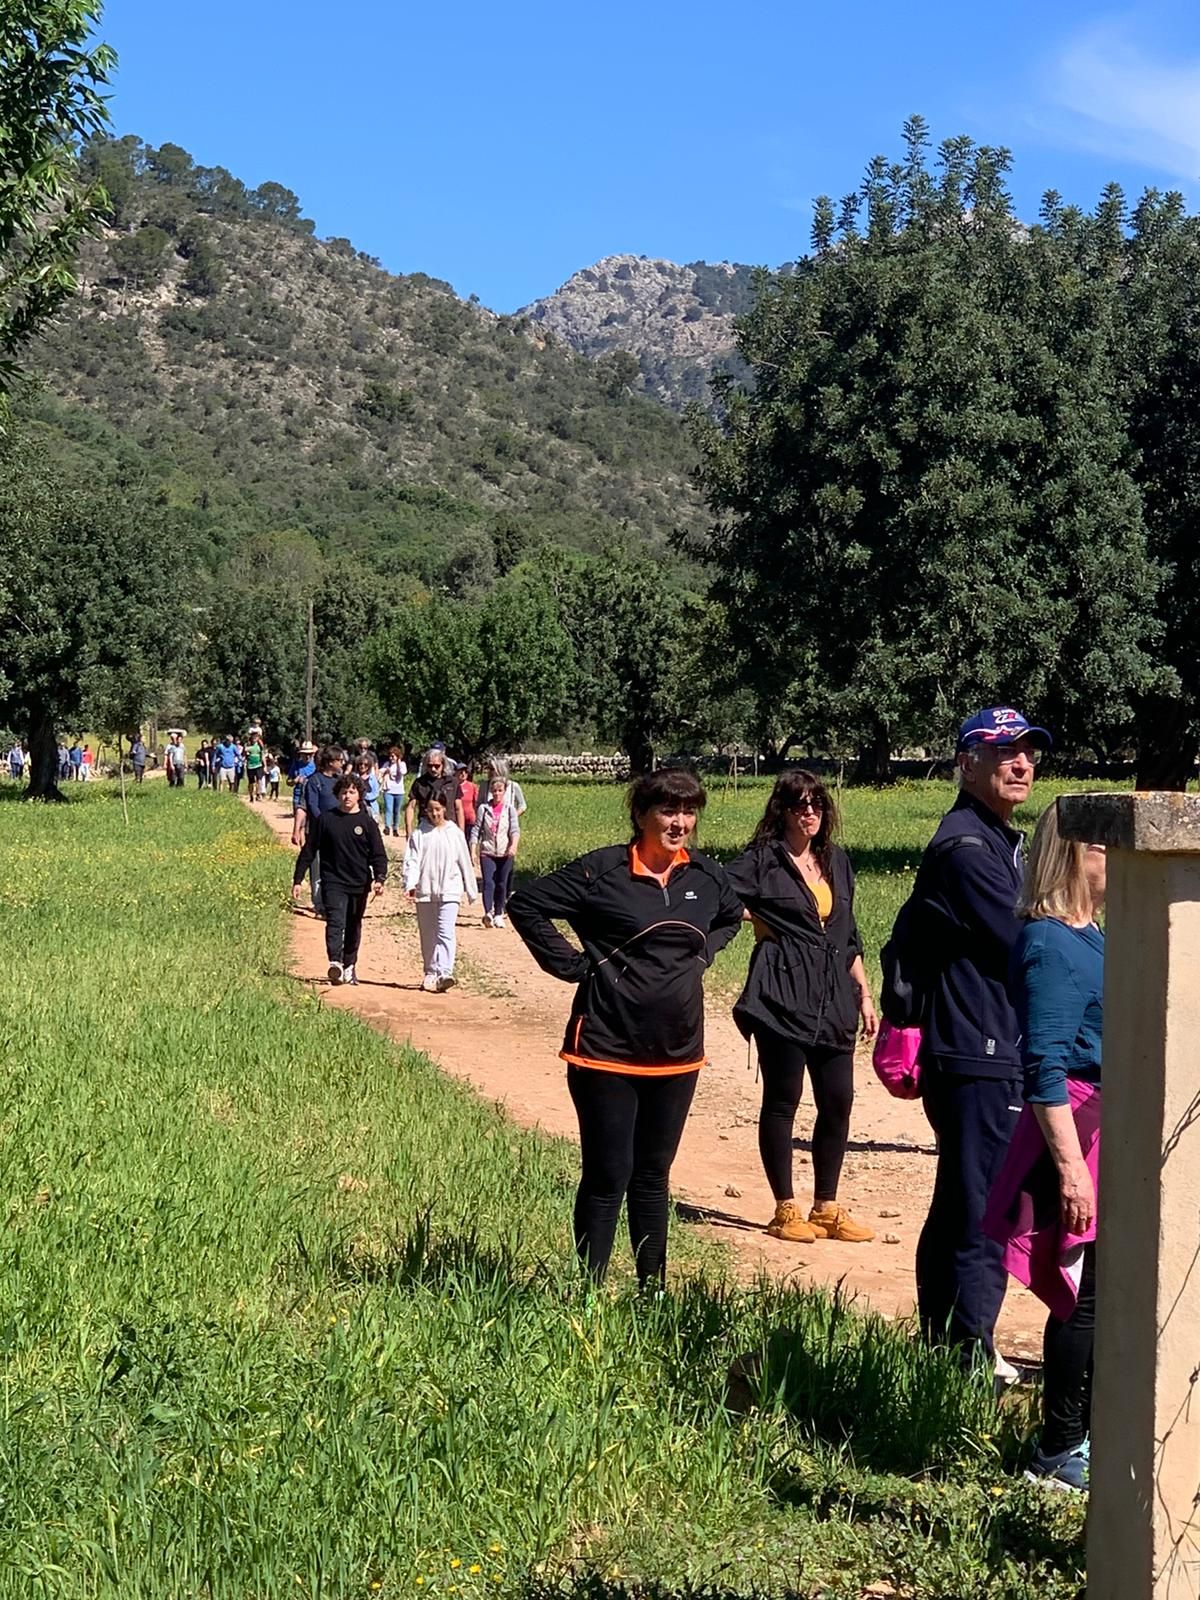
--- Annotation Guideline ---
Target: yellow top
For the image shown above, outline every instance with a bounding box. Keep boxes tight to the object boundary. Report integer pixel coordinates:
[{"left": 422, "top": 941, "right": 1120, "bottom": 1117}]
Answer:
[{"left": 810, "top": 878, "right": 833, "bottom": 924}]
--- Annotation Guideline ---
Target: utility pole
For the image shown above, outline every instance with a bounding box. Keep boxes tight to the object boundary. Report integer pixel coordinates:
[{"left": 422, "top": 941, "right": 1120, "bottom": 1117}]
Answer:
[{"left": 305, "top": 599, "right": 314, "bottom": 744}]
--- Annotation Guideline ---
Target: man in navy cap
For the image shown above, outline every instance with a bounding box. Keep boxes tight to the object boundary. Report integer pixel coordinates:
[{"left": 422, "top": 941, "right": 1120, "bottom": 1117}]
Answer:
[{"left": 911, "top": 706, "right": 1051, "bottom": 1366}]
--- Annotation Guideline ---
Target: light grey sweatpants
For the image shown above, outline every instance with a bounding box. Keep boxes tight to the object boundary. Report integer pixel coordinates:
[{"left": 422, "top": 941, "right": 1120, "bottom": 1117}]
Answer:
[{"left": 415, "top": 898, "right": 459, "bottom": 979}]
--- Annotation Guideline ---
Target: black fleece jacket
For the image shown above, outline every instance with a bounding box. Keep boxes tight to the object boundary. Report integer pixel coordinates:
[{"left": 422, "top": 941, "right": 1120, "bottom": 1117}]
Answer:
[
  {"left": 508, "top": 844, "right": 745, "bottom": 1072},
  {"left": 293, "top": 806, "right": 388, "bottom": 892}
]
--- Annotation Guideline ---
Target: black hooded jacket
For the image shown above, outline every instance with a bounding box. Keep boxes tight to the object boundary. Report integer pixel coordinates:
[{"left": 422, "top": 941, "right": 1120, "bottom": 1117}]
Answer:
[{"left": 725, "top": 840, "right": 862, "bottom": 1050}]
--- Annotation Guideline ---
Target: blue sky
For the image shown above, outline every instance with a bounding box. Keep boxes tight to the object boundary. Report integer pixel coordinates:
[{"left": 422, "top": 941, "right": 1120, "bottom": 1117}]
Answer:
[{"left": 99, "top": 0, "right": 1200, "bottom": 311}]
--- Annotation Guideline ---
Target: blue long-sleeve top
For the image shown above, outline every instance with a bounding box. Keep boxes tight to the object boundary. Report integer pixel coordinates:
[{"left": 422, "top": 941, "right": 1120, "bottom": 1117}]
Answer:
[{"left": 1009, "top": 918, "right": 1103, "bottom": 1106}]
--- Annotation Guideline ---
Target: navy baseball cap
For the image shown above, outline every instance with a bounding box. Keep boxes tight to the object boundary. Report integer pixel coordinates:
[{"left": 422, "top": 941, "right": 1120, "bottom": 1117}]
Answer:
[{"left": 956, "top": 707, "right": 1052, "bottom": 753}]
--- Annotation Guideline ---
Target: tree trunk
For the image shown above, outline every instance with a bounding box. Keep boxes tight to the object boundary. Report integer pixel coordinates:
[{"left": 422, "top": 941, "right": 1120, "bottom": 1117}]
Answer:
[
  {"left": 26, "top": 711, "right": 65, "bottom": 801},
  {"left": 852, "top": 726, "right": 894, "bottom": 786},
  {"left": 1134, "top": 698, "right": 1198, "bottom": 791},
  {"left": 625, "top": 730, "right": 655, "bottom": 776}
]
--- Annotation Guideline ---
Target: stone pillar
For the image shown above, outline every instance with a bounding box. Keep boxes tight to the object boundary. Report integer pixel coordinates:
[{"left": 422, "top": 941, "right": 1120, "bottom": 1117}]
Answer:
[{"left": 1057, "top": 792, "right": 1200, "bottom": 1599}]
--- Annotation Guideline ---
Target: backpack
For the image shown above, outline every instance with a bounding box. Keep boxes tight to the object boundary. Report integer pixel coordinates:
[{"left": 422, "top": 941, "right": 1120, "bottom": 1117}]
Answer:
[{"left": 873, "top": 834, "right": 984, "bottom": 1098}]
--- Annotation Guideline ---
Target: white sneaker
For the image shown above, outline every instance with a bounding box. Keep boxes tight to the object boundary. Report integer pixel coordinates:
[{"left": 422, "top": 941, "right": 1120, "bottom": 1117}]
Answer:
[
  {"left": 493, "top": 914, "right": 507, "bottom": 929},
  {"left": 482, "top": 912, "right": 494, "bottom": 928},
  {"left": 994, "top": 1351, "right": 1020, "bottom": 1388},
  {"left": 420, "top": 974, "right": 439, "bottom": 993},
  {"left": 436, "top": 974, "right": 456, "bottom": 992},
  {"left": 327, "top": 962, "right": 343, "bottom": 985},
  {"left": 343, "top": 964, "right": 357, "bottom": 986}
]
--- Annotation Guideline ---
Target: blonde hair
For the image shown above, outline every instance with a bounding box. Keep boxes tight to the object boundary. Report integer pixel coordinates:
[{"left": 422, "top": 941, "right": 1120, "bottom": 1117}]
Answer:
[{"left": 1018, "top": 805, "right": 1092, "bottom": 923}]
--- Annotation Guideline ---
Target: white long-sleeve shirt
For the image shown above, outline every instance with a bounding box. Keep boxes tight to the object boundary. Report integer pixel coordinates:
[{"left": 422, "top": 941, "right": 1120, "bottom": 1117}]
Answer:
[{"left": 402, "top": 821, "right": 478, "bottom": 903}]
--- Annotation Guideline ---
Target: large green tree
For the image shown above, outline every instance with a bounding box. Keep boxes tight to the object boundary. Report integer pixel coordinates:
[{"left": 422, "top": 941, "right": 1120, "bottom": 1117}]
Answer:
[
  {"left": 0, "top": 2, "right": 114, "bottom": 390},
  {"left": 368, "top": 574, "right": 574, "bottom": 758},
  {"left": 691, "top": 122, "right": 1164, "bottom": 778},
  {"left": 0, "top": 429, "right": 187, "bottom": 796}
]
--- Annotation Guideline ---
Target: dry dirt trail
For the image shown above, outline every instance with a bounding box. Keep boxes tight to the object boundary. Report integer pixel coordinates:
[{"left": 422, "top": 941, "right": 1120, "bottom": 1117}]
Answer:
[{"left": 252, "top": 797, "right": 1045, "bottom": 1359}]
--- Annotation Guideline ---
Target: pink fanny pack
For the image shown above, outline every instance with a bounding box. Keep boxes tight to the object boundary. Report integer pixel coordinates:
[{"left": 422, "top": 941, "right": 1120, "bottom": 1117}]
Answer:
[{"left": 872, "top": 1020, "right": 923, "bottom": 1099}]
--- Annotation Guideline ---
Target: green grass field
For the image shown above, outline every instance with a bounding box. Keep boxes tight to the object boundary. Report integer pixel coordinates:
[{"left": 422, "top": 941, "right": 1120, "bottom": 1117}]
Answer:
[{"left": 0, "top": 781, "right": 1089, "bottom": 1598}]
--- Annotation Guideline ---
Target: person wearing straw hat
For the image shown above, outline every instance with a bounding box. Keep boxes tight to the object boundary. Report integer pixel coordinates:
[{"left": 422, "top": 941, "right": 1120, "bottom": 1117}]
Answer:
[{"left": 290, "top": 740, "right": 318, "bottom": 848}]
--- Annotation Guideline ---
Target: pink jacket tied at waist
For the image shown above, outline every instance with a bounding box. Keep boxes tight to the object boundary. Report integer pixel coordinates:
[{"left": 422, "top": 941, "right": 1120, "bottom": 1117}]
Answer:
[{"left": 982, "top": 1078, "right": 1101, "bottom": 1322}]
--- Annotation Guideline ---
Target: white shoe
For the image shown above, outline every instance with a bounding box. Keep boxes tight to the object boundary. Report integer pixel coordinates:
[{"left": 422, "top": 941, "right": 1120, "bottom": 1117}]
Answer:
[
  {"left": 482, "top": 912, "right": 494, "bottom": 928},
  {"left": 343, "top": 964, "right": 357, "bottom": 986},
  {"left": 994, "top": 1351, "right": 1020, "bottom": 1388},
  {"left": 493, "top": 914, "right": 507, "bottom": 929},
  {"left": 436, "top": 974, "right": 456, "bottom": 992},
  {"left": 327, "top": 962, "right": 343, "bottom": 985},
  {"left": 420, "top": 974, "right": 439, "bottom": 993}
]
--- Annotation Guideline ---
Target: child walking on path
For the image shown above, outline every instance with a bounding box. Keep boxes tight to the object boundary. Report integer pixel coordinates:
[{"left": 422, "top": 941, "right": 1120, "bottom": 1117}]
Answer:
[
  {"left": 292, "top": 773, "right": 387, "bottom": 986},
  {"left": 403, "top": 796, "right": 477, "bottom": 992}
]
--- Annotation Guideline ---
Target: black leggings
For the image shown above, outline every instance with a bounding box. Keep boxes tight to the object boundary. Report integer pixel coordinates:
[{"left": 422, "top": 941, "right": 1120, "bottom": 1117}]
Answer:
[
  {"left": 566, "top": 1064, "right": 698, "bottom": 1286},
  {"left": 1042, "top": 1243, "right": 1095, "bottom": 1455},
  {"left": 754, "top": 1029, "right": 854, "bottom": 1205}
]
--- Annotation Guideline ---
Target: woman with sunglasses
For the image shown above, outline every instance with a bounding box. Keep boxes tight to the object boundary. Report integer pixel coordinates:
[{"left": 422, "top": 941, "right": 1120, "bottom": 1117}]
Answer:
[{"left": 727, "top": 769, "right": 877, "bottom": 1244}]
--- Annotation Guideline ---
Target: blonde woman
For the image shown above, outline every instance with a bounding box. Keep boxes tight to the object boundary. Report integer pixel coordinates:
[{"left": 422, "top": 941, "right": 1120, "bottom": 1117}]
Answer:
[{"left": 985, "top": 804, "right": 1105, "bottom": 1494}]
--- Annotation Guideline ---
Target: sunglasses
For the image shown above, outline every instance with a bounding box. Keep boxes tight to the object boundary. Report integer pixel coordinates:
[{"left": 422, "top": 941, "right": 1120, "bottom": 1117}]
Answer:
[{"left": 789, "top": 796, "right": 824, "bottom": 814}]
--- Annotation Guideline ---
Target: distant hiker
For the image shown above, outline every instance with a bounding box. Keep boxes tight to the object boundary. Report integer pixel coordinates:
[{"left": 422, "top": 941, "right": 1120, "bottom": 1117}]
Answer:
[
  {"left": 357, "top": 756, "right": 381, "bottom": 821},
  {"left": 292, "top": 771, "right": 387, "bottom": 986},
  {"left": 129, "top": 735, "right": 147, "bottom": 784},
  {"left": 57, "top": 743, "right": 71, "bottom": 782},
  {"left": 69, "top": 741, "right": 82, "bottom": 780},
  {"left": 470, "top": 772, "right": 520, "bottom": 929},
  {"left": 302, "top": 745, "right": 346, "bottom": 916},
  {"left": 984, "top": 805, "right": 1104, "bottom": 1494},
  {"left": 7, "top": 742, "right": 23, "bottom": 780},
  {"left": 381, "top": 746, "right": 408, "bottom": 838},
  {"left": 290, "top": 740, "right": 317, "bottom": 847},
  {"left": 910, "top": 707, "right": 1050, "bottom": 1366},
  {"left": 216, "top": 736, "right": 238, "bottom": 790},
  {"left": 403, "top": 791, "right": 477, "bottom": 992},
  {"left": 508, "top": 769, "right": 744, "bottom": 1288},
  {"left": 195, "top": 740, "right": 212, "bottom": 788},
  {"left": 232, "top": 740, "right": 246, "bottom": 795},
  {"left": 457, "top": 761, "right": 479, "bottom": 836},
  {"left": 725, "top": 771, "right": 877, "bottom": 1245},
  {"left": 244, "top": 731, "right": 266, "bottom": 801},
  {"left": 405, "top": 747, "right": 463, "bottom": 835},
  {"left": 165, "top": 733, "right": 187, "bottom": 788},
  {"left": 266, "top": 753, "right": 281, "bottom": 800},
  {"left": 484, "top": 754, "right": 527, "bottom": 817},
  {"left": 80, "top": 744, "right": 94, "bottom": 781}
]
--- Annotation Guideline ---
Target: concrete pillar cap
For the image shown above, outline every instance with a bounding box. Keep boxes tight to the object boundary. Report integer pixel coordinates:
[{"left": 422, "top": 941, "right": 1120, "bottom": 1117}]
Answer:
[{"left": 1057, "top": 790, "right": 1200, "bottom": 851}]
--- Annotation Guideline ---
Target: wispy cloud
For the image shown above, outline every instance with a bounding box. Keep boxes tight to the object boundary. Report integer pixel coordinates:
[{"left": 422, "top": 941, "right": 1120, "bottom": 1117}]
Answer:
[{"left": 1042, "top": 17, "right": 1200, "bottom": 182}]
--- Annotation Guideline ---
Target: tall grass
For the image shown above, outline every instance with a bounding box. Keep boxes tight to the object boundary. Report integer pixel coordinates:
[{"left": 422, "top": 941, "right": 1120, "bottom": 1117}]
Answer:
[{"left": 0, "top": 785, "right": 1085, "bottom": 1597}]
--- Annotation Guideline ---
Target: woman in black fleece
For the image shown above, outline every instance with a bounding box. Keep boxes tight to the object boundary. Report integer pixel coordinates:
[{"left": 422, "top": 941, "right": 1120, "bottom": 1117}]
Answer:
[{"left": 293, "top": 773, "right": 387, "bottom": 985}]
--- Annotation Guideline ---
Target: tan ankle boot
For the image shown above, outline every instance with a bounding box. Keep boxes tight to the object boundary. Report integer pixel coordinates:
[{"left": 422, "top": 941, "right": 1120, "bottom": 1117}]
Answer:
[
  {"left": 808, "top": 1202, "right": 875, "bottom": 1243},
  {"left": 765, "top": 1199, "right": 818, "bottom": 1243}
]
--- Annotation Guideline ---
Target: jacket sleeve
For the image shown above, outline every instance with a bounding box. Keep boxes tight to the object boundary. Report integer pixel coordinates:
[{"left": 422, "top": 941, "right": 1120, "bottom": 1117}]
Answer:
[
  {"left": 940, "top": 842, "right": 1023, "bottom": 967},
  {"left": 305, "top": 777, "right": 322, "bottom": 823},
  {"left": 723, "top": 847, "right": 760, "bottom": 909},
  {"left": 843, "top": 853, "right": 862, "bottom": 963},
  {"left": 366, "top": 816, "right": 388, "bottom": 883},
  {"left": 456, "top": 831, "right": 478, "bottom": 902},
  {"left": 706, "top": 866, "right": 748, "bottom": 964},
  {"left": 507, "top": 857, "right": 591, "bottom": 983},
  {"left": 402, "top": 832, "right": 422, "bottom": 892},
  {"left": 1012, "top": 937, "right": 1086, "bottom": 1107},
  {"left": 293, "top": 814, "right": 322, "bottom": 884}
]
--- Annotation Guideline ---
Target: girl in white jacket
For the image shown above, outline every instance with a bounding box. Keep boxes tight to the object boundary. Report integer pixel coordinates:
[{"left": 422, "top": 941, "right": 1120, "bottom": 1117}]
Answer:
[{"left": 403, "top": 795, "right": 478, "bottom": 992}]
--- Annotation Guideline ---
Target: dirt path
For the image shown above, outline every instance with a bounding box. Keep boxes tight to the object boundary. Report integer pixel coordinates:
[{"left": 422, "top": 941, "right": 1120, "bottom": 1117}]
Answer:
[{"left": 255, "top": 798, "right": 1045, "bottom": 1358}]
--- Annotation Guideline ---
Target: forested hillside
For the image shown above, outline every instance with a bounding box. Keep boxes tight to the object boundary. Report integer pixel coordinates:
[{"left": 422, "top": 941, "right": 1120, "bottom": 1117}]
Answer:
[{"left": 22, "top": 135, "right": 701, "bottom": 590}]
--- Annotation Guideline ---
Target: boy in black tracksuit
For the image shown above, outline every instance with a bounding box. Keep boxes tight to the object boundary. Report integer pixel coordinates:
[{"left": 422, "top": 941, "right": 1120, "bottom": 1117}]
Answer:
[
  {"left": 293, "top": 774, "right": 387, "bottom": 985},
  {"left": 911, "top": 707, "right": 1050, "bottom": 1363}
]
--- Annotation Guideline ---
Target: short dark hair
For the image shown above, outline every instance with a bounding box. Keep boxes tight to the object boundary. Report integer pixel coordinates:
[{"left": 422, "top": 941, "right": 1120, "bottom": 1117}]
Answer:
[
  {"left": 627, "top": 768, "right": 706, "bottom": 840},
  {"left": 750, "top": 768, "right": 839, "bottom": 871},
  {"left": 333, "top": 773, "right": 363, "bottom": 801},
  {"left": 318, "top": 744, "right": 343, "bottom": 772}
]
